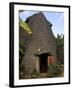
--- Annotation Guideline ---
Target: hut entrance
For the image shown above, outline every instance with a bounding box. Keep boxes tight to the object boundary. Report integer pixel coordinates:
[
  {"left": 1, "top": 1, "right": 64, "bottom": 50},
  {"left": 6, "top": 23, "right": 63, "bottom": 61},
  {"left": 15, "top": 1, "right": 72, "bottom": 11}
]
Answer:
[
  {"left": 35, "top": 53, "right": 54, "bottom": 73},
  {"left": 39, "top": 53, "right": 48, "bottom": 73}
]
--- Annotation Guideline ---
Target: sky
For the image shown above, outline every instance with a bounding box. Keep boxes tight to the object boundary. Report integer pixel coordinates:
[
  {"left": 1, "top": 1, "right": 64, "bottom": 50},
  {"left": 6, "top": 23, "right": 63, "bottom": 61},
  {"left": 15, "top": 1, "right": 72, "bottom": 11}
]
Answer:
[{"left": 19, "top": 11, "right": 64, "bottom": 37}]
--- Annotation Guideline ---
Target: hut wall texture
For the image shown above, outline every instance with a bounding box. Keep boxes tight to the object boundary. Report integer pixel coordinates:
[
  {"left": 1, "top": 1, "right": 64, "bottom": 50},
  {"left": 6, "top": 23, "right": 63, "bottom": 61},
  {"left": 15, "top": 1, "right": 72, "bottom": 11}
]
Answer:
[{"left": 21, "top": 13, "right": 57, "bottom": 74}]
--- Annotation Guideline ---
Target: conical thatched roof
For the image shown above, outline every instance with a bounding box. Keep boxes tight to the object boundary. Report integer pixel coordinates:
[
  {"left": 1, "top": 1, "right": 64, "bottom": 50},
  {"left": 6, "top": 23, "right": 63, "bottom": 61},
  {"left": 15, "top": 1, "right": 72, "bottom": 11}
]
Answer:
[{"left": 25, "top": 12, "right": 56, "bottom": 54}]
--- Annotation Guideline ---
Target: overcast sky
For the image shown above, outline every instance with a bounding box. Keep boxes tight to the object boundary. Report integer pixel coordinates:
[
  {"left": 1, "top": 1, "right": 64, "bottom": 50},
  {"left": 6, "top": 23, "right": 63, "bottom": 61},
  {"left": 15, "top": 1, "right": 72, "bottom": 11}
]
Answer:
[{"left": 19, "top": 11, "right": 64, "bottom": 37}]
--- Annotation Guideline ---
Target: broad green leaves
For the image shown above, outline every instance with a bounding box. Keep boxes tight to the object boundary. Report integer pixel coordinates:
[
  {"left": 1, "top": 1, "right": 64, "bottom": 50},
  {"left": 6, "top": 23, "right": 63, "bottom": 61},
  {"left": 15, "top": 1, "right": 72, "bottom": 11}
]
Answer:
[{"left": 19, "top": 19, "right": 32, "bottom": 35}]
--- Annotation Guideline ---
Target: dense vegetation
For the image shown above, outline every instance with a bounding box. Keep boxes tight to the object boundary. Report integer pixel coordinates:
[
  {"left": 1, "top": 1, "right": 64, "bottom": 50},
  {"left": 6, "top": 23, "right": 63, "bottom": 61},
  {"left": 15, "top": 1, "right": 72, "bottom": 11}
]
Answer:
[{"left": 55, "top": 34, "right": 64, "bottom": 64}]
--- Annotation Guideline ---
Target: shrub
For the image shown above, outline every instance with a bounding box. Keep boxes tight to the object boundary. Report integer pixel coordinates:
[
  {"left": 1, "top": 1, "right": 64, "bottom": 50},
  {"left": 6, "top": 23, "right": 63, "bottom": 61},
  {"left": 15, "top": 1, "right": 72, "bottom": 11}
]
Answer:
[
  {"left": 48, "top": 64, "right": 62, "bottom": 77},
  {"left": 31, "top": 69, "right": 40, "bottom": 78}
]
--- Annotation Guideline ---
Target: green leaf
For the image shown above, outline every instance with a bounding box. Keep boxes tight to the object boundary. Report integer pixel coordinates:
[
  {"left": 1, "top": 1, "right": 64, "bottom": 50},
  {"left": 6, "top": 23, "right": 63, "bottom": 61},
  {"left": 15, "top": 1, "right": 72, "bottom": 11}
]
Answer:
[{"left": 20, "top": 19, "right": 32, "bottom": 35}]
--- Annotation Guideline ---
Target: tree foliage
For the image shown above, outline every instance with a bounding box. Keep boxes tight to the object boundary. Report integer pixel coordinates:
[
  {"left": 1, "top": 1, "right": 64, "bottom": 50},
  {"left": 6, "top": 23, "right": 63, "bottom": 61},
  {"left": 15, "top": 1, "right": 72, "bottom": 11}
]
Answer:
[
  {"left": 55, "top": 34, "right": 64, "bottom": 64},
  {"left": 55, "top": 34, "right": 64, "bottom": 47},
  {"left": 19, "top": 19, "right": 32, "bottom": 34}
]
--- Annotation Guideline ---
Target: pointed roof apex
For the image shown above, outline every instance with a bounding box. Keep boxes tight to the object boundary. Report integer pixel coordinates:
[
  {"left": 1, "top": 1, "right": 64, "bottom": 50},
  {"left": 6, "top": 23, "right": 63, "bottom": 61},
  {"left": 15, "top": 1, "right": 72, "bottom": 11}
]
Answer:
[{"left": 33, "top": 12, "right": 45, "bottom": 17}]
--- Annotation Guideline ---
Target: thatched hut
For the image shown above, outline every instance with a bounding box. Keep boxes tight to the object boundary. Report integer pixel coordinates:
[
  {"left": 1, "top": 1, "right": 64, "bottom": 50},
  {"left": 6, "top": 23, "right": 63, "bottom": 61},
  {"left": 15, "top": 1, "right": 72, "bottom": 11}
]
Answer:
[{"left": 20, "top": 12, "right": 57, "bottom": 77}]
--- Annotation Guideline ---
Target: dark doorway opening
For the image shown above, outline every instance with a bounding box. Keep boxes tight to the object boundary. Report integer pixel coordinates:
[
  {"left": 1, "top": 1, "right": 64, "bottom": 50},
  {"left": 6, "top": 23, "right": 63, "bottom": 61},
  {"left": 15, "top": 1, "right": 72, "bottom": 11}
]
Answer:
[{"left": 39, "top": 53, "right": 49, "bottom": 73}]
